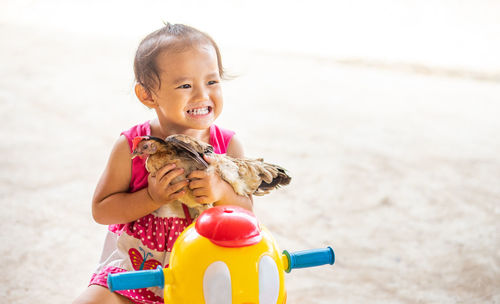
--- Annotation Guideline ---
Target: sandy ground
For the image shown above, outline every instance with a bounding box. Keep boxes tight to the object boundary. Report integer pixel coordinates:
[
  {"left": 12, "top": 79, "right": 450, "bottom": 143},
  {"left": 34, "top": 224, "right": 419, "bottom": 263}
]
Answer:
[{"left": 1, "top": 2, "right": 500, "bottom": 303}]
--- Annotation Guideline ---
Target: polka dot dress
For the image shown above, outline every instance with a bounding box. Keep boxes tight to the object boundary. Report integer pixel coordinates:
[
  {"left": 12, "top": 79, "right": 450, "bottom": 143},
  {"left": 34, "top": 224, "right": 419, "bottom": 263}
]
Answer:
[{"left": 87, "top": 122, "right": 235, "bottom": 303}]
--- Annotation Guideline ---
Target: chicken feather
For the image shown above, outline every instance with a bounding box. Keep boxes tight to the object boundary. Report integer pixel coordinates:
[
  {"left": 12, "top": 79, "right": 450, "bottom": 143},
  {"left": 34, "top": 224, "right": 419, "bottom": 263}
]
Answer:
[{"left": 132, "top": 134, "right": 291, "bottom": 212}]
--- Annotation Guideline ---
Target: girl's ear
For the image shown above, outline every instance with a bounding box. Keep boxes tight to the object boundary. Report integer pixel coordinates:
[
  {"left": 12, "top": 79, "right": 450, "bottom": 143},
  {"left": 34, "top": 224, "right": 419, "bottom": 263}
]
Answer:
[{"left": 135, "top": 84, "right": 156, "bottom": 108}]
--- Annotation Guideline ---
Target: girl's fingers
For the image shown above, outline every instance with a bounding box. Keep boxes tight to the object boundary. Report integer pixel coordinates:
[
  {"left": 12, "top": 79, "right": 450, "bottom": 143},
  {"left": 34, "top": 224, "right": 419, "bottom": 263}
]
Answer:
[
  {"left": 156, "top": 163, "right": 176, "bottom": 177},
  {"left": 188, "top": 179, "right": 205, "bottom": 189},
  {"left": 168, "top": 190, "right": 186, "bottom": 201},
  {"left": 191, "top": 188, "right": 208, "bottom": 197},
  {"left": 187, "top": 170, "right": 207, "bottom": 179},
  {"left": 158, "top": 168, "right": 185, "bottom": 184},
  {"left": 168, "top": 179, "right": 189, "bottom": 193},
  {"left": 203, "top": 155, "right": 213, "bottom": 163}
]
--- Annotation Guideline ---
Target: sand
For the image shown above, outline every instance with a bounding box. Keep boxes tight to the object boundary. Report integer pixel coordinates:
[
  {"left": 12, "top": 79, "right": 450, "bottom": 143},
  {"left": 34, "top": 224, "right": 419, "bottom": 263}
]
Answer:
[{"left": 1, "top": 2, "right": 499, "bottom": 303}]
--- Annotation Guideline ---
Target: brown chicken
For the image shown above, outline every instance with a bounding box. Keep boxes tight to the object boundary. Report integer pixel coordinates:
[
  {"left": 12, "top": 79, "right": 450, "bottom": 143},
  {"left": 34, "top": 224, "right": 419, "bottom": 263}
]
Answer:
[{"left": 131, "top": 134, "right": 291, "bottom": 212}]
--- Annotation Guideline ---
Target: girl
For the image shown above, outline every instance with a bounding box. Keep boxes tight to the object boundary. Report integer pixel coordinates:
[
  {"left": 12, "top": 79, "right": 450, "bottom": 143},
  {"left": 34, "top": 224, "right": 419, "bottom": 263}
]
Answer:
[{"left": 73, "top": 23, "right": 252, "bottom": 304}]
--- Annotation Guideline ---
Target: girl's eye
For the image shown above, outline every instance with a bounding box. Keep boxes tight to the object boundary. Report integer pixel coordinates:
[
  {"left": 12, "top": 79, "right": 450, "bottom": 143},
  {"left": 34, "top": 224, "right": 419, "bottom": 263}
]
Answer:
[
  {"left": 177, "top": 84, "right": 191, "bottom": 89},
  {"left": 208, "top": 80, "right": 218, "bottom": 85}
]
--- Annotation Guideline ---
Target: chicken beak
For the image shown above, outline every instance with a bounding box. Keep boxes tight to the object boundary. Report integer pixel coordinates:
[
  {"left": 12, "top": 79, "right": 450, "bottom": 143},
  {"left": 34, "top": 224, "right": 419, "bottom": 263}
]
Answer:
[{"left": 131, "top": 150, "right": 145, "bottom": 160}]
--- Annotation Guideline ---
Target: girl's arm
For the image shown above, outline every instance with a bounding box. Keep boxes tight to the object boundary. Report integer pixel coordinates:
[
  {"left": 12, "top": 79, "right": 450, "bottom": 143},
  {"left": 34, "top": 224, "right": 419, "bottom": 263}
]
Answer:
[
  {"left": 188, "top": 135, "right": 254, "bottom": 211},
  {"left": 92, "top": 136, "right": 188, "bottom": 225}
]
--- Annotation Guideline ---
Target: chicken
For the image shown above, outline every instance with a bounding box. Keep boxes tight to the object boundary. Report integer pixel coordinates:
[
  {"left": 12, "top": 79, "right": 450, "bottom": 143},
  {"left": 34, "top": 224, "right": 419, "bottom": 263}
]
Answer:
[{"left": 131, "top": 134, "right": 291, "bottom": 212}]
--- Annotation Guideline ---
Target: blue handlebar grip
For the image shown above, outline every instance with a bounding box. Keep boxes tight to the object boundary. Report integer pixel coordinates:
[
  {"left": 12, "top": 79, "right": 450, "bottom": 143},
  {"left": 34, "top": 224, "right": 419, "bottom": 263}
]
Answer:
[
  {"left": 107, "top": 266, "right": 165, "bottom": 292},
  {"left": 283, "top": 246, "right": 335, "bottom": 273}
]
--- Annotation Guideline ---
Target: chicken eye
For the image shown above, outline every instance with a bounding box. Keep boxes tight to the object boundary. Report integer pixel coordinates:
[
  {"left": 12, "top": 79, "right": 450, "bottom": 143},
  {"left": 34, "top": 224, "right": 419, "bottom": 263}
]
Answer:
[{"left": 142, "top": 144, "right": 149, "bottom": 149}]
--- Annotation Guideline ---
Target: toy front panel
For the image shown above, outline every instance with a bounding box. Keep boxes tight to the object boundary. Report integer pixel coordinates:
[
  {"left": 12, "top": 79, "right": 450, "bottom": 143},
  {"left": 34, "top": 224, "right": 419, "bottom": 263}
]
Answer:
[{"left": 164, "top": 224, "right": 286, "bottom": 304}]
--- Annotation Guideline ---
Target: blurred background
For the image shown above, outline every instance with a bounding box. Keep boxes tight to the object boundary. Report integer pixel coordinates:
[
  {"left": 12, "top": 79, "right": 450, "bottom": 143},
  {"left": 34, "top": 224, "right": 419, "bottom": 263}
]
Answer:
[{"left": 1, "top": 0, "right": 499, "bottom": 303}]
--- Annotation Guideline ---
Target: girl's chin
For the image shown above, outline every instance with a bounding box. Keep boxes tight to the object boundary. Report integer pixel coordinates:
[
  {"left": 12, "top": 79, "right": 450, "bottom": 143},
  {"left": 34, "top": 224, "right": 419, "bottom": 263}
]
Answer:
[{"left": 184, "top": 115, "right": 214, "bottom": 128}]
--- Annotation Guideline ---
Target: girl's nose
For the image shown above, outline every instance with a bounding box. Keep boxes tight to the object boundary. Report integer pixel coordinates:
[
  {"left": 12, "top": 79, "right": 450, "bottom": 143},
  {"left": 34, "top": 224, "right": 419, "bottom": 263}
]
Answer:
[{"left": 193, "top": 85, "right": 209, "bottom": 102}]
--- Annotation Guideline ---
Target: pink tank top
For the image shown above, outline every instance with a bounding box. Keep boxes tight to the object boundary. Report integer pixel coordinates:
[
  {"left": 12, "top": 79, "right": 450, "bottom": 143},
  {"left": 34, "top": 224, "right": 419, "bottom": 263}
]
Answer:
[{"left": 120, "top": 121, "right": 235, "bottom": 193}]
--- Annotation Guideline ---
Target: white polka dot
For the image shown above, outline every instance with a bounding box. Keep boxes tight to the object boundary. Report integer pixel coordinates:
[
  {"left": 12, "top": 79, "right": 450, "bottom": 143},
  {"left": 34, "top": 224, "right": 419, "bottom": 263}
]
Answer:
[
  {"left": 169, "top": 237, "right": 172, "bottom": 240},
  {"left": 159, "top": 233, "right": 162, "bottom": 236},
  {"left": 159, "top": 244, "right": 163, "bottom": 248},
  {"left": 147, "top": 236, "right": 151, "bottom": 239}
]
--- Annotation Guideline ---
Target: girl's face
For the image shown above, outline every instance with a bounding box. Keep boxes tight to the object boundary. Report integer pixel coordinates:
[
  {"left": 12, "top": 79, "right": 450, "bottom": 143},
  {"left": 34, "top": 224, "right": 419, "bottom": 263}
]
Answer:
[{"left": 151, "top": 44, "right": 223, "bottom": 132}]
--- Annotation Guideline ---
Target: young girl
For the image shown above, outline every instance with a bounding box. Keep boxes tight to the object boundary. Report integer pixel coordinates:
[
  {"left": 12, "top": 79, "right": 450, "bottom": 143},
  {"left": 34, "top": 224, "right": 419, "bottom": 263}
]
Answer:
[{"left": 73, "top": 23, "right": 253, "bottom": 304}]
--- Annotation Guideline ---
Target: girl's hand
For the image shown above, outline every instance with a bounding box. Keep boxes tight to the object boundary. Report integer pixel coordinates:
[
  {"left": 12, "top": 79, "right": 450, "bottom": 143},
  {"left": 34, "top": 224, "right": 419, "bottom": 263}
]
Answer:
[
  {"left": 147, "top": 164, "right": 189, "bottom": 206},
  {"left": 188, "top": 155, "right": 231, "bottom": 205}
]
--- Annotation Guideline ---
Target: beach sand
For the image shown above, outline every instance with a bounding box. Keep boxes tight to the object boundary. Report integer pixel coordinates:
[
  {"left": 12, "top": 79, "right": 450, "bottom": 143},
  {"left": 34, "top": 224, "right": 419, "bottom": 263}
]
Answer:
[{"left": 1, "top": 2, "right": 499, "bottom": 303}]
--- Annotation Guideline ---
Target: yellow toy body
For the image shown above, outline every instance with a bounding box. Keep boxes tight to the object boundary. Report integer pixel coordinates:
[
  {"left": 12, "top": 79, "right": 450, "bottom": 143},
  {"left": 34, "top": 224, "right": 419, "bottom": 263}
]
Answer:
[
  {"left": 163, "top": 222, "right": 287, "bottom": 303},
  {"left": 108, "top": 206, "right": 334, "bottom": 304}
]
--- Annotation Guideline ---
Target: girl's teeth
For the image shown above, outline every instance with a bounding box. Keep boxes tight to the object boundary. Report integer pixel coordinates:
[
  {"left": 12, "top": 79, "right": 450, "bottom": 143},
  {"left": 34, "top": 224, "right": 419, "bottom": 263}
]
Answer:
[{"left": 189, "top": 107, "right": 209, "bottom": 115}]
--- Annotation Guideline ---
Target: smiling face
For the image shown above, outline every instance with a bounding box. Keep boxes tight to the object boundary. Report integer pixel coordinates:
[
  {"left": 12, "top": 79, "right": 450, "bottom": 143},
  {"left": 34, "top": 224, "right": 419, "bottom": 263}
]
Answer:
[{"left": 147, "top": 43, "right": 223, "bottom": 132}]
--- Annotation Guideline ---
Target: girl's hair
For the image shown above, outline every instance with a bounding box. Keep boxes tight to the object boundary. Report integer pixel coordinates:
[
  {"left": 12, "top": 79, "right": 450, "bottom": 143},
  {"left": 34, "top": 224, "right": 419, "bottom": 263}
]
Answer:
[{"left": 134, "top": 23, "right": 225, "bottom": 94}]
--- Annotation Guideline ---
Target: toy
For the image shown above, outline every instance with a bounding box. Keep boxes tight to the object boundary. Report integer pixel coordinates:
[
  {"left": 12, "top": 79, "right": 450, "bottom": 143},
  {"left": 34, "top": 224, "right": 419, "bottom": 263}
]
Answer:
[{"left": 108, "top": 206, "right": 335, "bottom": 303}]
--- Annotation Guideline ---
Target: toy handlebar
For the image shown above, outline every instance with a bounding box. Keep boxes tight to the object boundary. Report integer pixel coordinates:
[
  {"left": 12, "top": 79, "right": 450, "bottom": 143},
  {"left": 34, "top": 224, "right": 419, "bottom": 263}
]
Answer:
[
  {"left": 107, "top": 246, "right": 335, "bottom": 291},
  {"left": 107, "top": 266, "right": 164, "bottom": 292},
  {"left": 283, "top": 246, "right": 335, "bottom": 273}
]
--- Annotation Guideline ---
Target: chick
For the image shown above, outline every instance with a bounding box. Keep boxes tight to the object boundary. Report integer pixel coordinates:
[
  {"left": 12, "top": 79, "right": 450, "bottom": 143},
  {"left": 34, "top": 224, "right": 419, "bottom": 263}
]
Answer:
[{"left": 132, "top": 135, "right": 291, "bottom": 211}]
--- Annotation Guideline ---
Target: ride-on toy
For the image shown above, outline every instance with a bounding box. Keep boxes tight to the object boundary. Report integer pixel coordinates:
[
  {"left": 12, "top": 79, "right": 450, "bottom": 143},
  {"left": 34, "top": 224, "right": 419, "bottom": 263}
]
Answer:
[{"left": 108, "top": 206, "right": 335, "bottom": 303}]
